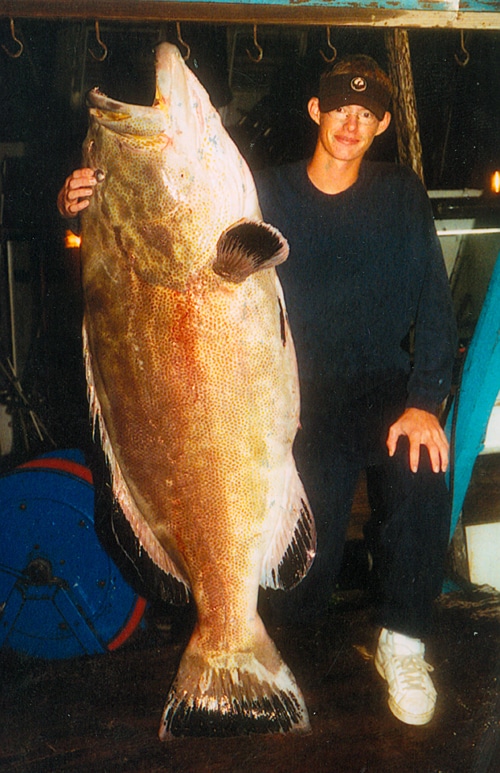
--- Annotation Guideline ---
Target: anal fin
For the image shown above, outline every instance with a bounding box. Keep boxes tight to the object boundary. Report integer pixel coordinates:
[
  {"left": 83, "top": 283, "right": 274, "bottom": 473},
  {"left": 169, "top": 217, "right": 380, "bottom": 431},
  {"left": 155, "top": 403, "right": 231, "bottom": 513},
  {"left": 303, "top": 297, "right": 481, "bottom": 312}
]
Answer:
[{"left": 261, "top": 464, "right": 316, "bottom": 591}]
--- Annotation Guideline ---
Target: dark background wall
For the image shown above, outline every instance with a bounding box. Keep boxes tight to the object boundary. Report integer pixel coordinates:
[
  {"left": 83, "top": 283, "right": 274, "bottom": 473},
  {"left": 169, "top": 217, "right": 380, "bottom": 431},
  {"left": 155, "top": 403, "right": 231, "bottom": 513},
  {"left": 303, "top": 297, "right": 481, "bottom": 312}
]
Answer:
[{"left": 0, "top": 20, "right": 498, "bottom": 465}]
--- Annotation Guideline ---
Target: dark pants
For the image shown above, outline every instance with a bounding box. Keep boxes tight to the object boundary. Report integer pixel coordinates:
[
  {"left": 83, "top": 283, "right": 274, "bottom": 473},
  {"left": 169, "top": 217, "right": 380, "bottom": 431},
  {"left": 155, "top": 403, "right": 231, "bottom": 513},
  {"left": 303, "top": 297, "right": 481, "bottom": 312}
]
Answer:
[{"left": 265, "top": 374, "right": 451, "bottom": 639}]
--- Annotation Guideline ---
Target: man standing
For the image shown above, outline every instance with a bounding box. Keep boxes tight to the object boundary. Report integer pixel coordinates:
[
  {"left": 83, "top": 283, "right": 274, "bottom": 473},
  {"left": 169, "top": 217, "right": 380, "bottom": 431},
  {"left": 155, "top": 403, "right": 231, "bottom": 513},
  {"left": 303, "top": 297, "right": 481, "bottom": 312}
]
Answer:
[{"left": 255, "top": 54, "right": 457, "bottom": 727}]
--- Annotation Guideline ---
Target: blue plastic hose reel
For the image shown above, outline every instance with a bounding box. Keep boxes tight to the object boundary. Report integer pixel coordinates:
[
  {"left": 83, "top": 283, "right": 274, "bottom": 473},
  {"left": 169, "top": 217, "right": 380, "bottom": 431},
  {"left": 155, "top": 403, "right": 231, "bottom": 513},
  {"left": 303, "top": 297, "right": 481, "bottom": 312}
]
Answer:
[{"left": 0, "top": 449, "right": 147, "bottom": 659}]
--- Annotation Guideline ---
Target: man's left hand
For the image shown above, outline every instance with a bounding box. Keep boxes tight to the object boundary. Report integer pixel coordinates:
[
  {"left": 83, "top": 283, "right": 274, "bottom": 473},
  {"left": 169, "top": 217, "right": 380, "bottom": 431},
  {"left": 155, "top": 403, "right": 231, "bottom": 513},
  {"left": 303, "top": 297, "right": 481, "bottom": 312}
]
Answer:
[{"left": 386, "top": 407, "right": 449, "bottom": 474}]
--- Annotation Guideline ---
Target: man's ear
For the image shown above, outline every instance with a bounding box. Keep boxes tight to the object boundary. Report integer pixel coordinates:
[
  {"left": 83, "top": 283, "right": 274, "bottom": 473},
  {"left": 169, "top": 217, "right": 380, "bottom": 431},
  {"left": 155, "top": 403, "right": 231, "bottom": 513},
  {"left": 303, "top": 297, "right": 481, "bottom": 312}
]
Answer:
[
  {"left": 375, "top": 111, "right": 392, "bottom": 136},
  {"left": 308, "top": 96, "right": 321, "bottom": 126}
]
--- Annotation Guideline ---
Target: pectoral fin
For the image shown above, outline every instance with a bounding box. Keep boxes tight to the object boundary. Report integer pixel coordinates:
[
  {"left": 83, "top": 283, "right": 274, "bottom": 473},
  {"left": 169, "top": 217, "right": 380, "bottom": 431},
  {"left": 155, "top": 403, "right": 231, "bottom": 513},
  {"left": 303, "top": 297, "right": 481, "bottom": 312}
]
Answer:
[{"left": 214, "top": 220, "right": 289, "bottom": 284}]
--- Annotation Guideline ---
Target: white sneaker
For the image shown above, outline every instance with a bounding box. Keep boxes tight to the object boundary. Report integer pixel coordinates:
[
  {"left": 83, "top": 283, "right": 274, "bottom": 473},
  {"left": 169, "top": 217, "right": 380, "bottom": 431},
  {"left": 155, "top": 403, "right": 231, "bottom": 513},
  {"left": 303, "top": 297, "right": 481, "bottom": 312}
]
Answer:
[{"left": 375, "top": 628, "right": 437, "bottom": 726}]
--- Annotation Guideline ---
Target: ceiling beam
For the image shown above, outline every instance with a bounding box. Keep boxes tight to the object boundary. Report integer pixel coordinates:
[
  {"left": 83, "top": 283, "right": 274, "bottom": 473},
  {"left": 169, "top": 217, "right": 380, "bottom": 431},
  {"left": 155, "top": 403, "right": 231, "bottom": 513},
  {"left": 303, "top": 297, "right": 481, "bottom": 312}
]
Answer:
[{"left": 1, "top": 1, "right": 500, "bottom": 31}]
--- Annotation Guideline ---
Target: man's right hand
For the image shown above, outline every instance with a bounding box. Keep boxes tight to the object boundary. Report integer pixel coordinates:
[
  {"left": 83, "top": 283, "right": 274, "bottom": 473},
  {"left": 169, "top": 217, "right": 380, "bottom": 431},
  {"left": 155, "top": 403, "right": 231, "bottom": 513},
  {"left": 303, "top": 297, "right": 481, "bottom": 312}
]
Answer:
[{"left": 57, "top": 168, "right": 97, "bottom": 218}]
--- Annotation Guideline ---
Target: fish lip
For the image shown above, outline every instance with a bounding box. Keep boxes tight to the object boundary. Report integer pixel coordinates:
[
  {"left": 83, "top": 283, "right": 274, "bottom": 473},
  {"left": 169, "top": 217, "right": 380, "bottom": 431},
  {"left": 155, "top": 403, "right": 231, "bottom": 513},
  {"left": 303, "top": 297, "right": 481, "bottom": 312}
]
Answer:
[
  {"left": 86, "top": 87, "right": 132, "bottom": 114},
  {"left": 86, "top": 87, "right": 166, "bottom": 137},
  {"left": 86, "top": 87, "right": 159, "bottom": 118}
]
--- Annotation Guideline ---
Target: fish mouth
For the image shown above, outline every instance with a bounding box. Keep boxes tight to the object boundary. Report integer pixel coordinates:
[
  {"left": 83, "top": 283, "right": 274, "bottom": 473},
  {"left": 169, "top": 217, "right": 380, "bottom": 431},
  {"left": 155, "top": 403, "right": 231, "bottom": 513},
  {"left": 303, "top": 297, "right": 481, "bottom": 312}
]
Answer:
[
  {"left": 87, "top": 44, "right": 203, "bottom": 145},
  {"left": 86, "top": 88, "right": 166, "bottom": 137},
  {"left": 87, "top": 87, "right": 137, "bottom": 114}
]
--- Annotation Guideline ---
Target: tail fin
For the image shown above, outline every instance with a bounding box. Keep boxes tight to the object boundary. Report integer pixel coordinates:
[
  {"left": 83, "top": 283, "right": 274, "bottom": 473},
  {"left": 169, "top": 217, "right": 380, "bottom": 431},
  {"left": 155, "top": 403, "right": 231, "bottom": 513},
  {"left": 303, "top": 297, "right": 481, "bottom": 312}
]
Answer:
[{"left": 159, "top": 628, "right": 310, "bottom": 739}]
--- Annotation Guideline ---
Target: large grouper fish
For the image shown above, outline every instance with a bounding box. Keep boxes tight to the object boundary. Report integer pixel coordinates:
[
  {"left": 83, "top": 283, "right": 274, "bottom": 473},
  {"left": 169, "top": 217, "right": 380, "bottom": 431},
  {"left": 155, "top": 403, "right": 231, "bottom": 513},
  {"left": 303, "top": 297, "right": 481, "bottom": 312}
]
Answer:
[{"left": 79, "top": 42, "right": 315, "bottom": 739}]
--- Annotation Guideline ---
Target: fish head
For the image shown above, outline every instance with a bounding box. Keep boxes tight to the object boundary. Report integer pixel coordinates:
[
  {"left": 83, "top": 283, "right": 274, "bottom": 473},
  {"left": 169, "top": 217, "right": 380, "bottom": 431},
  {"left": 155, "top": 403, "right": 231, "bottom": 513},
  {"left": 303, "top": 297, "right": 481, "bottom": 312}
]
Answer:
[
  {"left": 151, "top": 43, "right": 258, "bottom": 220},
  {"left": 81, "top": 42, "right": 260, "bottom": 290}
]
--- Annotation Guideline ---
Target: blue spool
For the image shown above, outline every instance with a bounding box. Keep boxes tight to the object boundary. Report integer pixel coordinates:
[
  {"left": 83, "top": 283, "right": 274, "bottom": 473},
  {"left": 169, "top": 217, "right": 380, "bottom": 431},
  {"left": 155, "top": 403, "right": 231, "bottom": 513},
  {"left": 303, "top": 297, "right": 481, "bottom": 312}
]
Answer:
[{"left": 0, "top": 449, "right": 146, "bottom": 659}]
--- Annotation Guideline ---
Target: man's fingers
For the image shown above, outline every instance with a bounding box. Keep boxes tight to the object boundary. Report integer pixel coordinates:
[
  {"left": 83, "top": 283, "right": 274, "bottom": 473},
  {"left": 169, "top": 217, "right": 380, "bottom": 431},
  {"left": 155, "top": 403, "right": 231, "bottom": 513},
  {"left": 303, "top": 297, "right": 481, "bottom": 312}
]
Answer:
[
  {"left": 70, "top": 175, "right": 96, "bottom": 191},
  {"left": 68, "top": 197, "right": 91, "bottom": 215},
  {"left": 72, "top": 168, "right": 96, "bottom": 182},
  {"left": 386, "top": 408, "right": 450, "bottom": 474},
  {"left": 404, "top": 436, "right": 449, "bottom": 474},
  {"left": 386, "top": 426, "right": 398, "bottom": 457},
  {"left": 68, "top": 185, "right": 94, "bottom": 203},
  {"left": 427, "top": 445, "right": 441, "bottom": 475},
  {"left": 435, "top": 437, "right": 449, "bottom": 473},
  {"left": 60, "top": 170, "right": 97, "bottom": 217},
  {"left": 409, "top": 439, "right": 421, "bottom": 474},
  {"left": 388, "top": 432, "right": 449, "bottom": 474}
]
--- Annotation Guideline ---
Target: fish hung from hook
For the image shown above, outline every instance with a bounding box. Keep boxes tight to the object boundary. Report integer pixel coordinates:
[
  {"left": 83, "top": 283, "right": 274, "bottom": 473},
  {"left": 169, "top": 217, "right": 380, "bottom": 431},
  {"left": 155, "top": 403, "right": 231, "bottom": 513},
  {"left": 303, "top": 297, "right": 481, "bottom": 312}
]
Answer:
[
  {"left": 454, "top": 30, "right": 470, "bottom": 68},
  {"left": 246, "top": 25, "right": 263, "bottom": 64},
  {"left": 2, "top": 18, "right": 23, "bottom": 59},
  {"left": 88, "top": 21, "right": 108, "bottom": 62},
  {"left": 320, "top": 27, "right": 337, "bottom": 64},
  {"left": 176, "top": 23, "right": 190, "bottom": 61}
]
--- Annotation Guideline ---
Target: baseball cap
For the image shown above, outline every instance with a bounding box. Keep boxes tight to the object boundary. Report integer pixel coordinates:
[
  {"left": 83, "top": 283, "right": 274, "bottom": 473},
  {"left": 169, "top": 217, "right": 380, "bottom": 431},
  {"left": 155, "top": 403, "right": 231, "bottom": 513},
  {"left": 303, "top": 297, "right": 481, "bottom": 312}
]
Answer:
[{"left": 318, "top": 69, "right": 392, "bottom": 121}]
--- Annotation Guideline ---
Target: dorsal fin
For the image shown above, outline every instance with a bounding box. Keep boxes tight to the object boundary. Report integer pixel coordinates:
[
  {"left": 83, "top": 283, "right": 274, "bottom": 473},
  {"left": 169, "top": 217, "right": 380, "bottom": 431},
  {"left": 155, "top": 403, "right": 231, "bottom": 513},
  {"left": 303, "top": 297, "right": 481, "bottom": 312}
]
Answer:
[{"left": 214, "top": 220, "right": 289, "bottom": 284}]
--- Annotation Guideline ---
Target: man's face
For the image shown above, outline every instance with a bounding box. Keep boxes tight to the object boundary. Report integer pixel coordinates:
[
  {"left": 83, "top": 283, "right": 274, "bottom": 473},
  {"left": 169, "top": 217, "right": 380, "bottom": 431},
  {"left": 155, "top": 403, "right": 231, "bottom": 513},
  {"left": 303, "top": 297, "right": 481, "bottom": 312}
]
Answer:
[{"left": 309, "top": 98, "right": 391, "bottom": 164}]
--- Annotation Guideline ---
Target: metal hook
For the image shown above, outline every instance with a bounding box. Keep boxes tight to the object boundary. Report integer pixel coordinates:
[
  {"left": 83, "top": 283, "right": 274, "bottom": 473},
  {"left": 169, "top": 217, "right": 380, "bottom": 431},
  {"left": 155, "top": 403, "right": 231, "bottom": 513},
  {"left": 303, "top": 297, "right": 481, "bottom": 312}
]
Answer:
[
  {"left": 454, "top": 30, "right": 470, "bottom": 68},
  {"left": 246, "top": 25, "right": 263, "bottom": 64},
  {"left": 176, "top": 23, "right": 190, "bottom": 61},
  {"left": 88, "top": 21, "right": 108, "bottom": 62},
  {"left": 320, "top": 27, "right": 337, "bottom": 64},
  {"left": 2, "top": 18, "right": 23, "bottom": 59}
]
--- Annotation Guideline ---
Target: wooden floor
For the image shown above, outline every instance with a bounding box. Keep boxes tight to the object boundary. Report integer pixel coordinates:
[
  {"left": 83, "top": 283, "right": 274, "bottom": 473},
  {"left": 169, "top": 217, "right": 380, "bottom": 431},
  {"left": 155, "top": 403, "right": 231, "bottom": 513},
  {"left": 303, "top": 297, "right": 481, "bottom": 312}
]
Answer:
[{"left": 1, "top": 456, "right": 499, "bottom": 773}]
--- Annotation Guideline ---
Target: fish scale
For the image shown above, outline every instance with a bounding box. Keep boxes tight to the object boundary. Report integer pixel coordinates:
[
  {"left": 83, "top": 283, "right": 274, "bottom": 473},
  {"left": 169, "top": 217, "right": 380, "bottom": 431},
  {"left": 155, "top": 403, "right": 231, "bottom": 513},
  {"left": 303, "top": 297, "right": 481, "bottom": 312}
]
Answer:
[{"left": 80, "top": 42, "right": 316, "bottom": 739}]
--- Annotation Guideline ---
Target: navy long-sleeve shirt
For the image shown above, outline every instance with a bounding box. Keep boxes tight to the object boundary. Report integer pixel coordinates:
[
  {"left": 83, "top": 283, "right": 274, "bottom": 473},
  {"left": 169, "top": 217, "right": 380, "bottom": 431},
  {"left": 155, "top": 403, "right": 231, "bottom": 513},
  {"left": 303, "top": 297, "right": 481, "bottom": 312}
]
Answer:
[{"left": 255, "top": 160, "right": 457, "bottom": 416}]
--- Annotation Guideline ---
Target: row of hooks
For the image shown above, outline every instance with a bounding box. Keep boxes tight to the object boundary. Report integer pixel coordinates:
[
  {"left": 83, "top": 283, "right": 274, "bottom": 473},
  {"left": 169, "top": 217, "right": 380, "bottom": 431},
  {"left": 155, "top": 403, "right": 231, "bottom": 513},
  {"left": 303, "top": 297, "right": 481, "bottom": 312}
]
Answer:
[
  {"left": 85, "top": 20, "right": 333, "bottom": 65},
  {"left": 88, "top": 21, "right": 190, "bottom": 62},
  {"left": 239, "top": 23, "right": 335, "bottom": 64},
  {"left": 2, "top": 17, "right": 471, "bottom": 68}
]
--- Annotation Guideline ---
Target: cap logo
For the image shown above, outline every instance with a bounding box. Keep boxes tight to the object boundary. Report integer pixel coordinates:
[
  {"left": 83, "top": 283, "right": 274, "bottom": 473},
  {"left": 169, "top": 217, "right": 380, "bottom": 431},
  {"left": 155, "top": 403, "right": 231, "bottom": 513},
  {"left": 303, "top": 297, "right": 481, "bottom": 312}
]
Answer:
[{"left": 350, "top": 77, "right": 367, "bottom": 93}]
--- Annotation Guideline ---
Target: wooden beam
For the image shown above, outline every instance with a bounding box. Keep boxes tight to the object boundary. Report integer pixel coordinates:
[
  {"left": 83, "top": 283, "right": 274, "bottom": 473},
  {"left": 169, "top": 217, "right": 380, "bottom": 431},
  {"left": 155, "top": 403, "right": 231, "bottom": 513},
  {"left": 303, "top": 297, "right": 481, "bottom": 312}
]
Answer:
[
  {"left": 1, "top": 2, "right": 500, "bottom": 30},
  {"left": 385, "top": 29, "right": 425, "bottom": 184}
]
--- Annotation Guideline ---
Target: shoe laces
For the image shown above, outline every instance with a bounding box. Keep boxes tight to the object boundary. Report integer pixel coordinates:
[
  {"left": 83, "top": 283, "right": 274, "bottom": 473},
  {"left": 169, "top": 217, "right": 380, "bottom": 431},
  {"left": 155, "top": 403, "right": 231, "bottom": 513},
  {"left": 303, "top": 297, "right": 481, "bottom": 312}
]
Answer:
[{"left": 393, "top": 653, "right": 434, "bottom": 690}]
